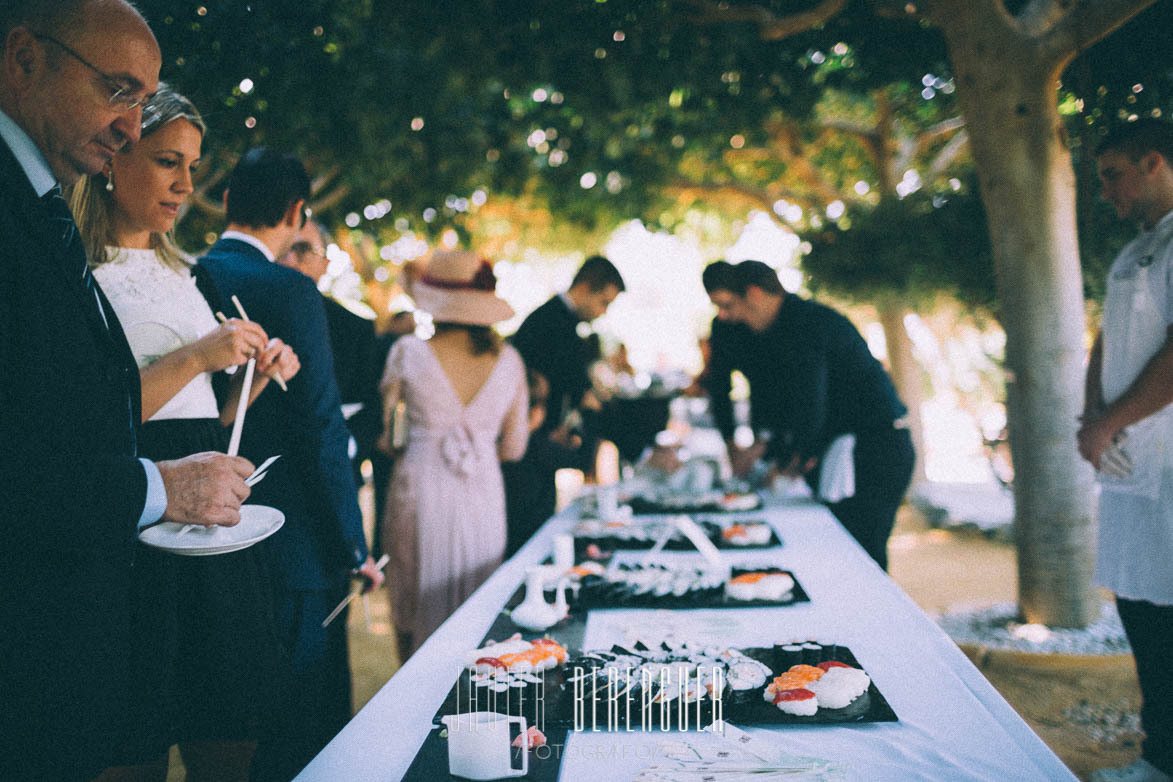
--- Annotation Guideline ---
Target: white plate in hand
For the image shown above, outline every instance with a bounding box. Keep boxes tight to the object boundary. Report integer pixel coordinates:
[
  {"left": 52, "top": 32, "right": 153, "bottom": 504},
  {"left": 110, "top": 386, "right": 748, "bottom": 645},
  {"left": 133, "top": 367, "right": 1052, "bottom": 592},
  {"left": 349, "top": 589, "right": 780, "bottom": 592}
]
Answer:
[{"left": 138, "top": 504, "right": 284, "bottom": 556}]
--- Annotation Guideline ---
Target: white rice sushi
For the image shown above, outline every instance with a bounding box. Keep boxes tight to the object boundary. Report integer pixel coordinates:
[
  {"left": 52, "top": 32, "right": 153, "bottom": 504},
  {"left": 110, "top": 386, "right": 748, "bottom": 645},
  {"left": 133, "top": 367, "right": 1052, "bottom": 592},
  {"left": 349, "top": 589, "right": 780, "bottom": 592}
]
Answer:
[
  {"left": 808, "top": 665, "right": 870, "bottom": 709},
  {"left": 772, "top": 687, "right": 818, "bottom": 716},
  {"left": 725, "top": 572, "right": 795, "bottom": 601}
]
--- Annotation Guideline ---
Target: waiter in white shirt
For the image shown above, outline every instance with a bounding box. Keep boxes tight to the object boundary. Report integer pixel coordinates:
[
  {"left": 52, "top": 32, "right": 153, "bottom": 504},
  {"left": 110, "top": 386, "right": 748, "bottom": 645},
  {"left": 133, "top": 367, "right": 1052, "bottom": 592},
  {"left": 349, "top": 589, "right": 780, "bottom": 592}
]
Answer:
[{"left": 1079, "top": 119, "right": 1173, "bottom": 782}]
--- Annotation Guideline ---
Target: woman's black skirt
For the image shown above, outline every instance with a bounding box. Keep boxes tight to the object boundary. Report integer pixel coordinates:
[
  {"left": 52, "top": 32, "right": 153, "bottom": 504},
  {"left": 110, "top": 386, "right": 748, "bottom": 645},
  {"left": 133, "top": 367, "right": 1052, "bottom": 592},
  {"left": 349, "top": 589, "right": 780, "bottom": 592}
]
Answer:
[{"left": 118, "top": 417, "right": 283, "bottom": 760}]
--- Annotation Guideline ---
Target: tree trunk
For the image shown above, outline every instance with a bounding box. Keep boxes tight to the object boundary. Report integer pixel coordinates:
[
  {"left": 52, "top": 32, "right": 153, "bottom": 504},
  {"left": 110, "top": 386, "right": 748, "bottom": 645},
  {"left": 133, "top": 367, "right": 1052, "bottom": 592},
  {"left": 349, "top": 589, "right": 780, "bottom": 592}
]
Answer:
[
  {"left": 933, "top": 6, "right": 1097, "bottom": 627},
  {"left": 877, "top": 300, "right": 927, "bottom": 486}
]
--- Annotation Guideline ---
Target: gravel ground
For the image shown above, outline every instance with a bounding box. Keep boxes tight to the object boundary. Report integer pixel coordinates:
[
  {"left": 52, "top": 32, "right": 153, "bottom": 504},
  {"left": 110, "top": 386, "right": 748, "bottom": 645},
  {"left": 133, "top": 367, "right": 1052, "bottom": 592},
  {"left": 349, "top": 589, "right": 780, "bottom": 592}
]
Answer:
[
  {"left": 1062, "top": 699, "right": 1143, "bottom": 746},
  {"left": 936, "top": 601, "right": 1132, "bottom": 655}
]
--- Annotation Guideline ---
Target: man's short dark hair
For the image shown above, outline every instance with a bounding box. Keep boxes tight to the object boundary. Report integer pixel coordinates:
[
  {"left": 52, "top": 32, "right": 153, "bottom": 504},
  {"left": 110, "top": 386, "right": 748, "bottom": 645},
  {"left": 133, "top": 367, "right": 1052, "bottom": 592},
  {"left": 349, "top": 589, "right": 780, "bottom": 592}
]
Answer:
[
  {"left": 571, "top": 255, "right": 625, "bottom": 293},
  {"left": 1095, "top": 118, "right": 1173, "bottom": 166},
  {"left": 701, "top": 260, "right": 737, "bottom": 294},
  {"left": 702, "top": 259, "right": 784, "bottom": 296},
  {"left": 225, "top": 147, "right": 311, "bottom": 229}
]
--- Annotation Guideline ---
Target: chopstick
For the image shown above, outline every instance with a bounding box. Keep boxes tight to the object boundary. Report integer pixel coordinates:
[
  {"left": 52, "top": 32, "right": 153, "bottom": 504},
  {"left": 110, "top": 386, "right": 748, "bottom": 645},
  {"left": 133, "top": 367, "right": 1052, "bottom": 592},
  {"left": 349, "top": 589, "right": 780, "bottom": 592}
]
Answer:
[
  {"left": 322, "top": 554, "right": 391, "bottom": 627},
  {"left": 226, "top": 354, "right": 255, "bottom": 457},
  {"left": 215, "top": 303, "right": 287, "bottom": 392}
]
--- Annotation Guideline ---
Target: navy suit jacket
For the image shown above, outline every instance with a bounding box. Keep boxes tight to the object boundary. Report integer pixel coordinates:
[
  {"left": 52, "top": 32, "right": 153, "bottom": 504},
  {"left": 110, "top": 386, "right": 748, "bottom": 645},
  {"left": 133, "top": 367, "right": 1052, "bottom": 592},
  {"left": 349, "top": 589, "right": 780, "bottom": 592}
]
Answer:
[
  {"left": 0, "top": 138, "right": 147, "bottom": 780},
  {"left": 322, "top": 295, "right": 380, "bottom": 468},
  {"left": 197, "top": 239, "right": 367, "bottom": 591}
]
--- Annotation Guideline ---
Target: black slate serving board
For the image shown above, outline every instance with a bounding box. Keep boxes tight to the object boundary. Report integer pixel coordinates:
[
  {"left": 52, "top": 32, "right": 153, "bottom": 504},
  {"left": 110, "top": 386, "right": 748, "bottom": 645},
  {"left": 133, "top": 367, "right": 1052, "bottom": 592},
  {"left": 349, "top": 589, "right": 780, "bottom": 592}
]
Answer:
[{"left": 571, "top": 567, "right": 809, "bottom": 610}]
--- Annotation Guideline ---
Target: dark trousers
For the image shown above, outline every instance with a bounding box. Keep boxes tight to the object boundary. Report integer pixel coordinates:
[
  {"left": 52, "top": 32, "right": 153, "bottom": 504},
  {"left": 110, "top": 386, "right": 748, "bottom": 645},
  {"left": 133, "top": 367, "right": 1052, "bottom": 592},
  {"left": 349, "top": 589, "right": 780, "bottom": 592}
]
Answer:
[
  {"left": 1116, "top": 596, "right": 1173, "bottom": 775},
  {"left": 251, "top": 587, "right": 352, "bottom": 782},
  {"left": 811, "top": 427, "right": 915, "bottom": 571}
]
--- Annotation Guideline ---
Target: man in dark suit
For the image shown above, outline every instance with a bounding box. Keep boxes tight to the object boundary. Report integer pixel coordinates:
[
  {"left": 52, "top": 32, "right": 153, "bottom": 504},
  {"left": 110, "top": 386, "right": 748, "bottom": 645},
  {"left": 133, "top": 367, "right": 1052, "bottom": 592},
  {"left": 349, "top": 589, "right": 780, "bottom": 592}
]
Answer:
[
  {"left": 506, "top": 255, "right": 625, "bottom": 553},
  {"left": 196, "top": 148, "right": 383, "bottom": 781},
  {"left": 0, "top": 3, "right": 255, "bottom": 779},
  {"left": 278, "top": 220, "right": 381, "bottom": 487}
]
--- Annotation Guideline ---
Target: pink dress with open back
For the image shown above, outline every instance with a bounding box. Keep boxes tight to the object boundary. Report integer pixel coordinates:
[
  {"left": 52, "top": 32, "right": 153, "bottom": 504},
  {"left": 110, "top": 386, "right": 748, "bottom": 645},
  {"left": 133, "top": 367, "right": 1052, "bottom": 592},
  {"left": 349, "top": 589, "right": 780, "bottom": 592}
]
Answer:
[{"left": 379, "top": 335, "right": 529, "bottom": 645}]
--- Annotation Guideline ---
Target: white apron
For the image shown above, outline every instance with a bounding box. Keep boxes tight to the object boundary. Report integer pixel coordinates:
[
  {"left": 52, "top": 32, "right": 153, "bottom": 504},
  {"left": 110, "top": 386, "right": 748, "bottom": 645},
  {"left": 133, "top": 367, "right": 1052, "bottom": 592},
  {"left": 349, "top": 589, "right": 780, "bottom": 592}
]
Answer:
[{"left": 1095, "top": 211, "right": 1173, "bottom": 604}]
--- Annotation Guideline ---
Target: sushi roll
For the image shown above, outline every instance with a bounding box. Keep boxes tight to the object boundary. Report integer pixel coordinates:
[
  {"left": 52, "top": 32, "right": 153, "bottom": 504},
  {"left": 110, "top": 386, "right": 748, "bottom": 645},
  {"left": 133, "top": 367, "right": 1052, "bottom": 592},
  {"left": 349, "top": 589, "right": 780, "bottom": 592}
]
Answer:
[
  {"left": 772, "top": 687, "right": 818, "bottom": 716},
  {"left": 726, "top": 660, "right": 768, "bottom": 705},
  {"left": 800, "top": 642, "right": 823, "bottom": 666}
]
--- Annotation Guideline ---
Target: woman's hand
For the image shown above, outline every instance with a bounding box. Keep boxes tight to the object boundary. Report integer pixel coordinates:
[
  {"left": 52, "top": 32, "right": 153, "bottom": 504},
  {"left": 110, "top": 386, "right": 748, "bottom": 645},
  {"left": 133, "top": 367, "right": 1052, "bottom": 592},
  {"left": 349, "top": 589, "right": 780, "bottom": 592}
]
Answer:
[
  {"left": 195, "top": 319, "right": 269, "bottom": 373},
  {"left": 256, "top": 338, "right": 300, "bottom": 383}
]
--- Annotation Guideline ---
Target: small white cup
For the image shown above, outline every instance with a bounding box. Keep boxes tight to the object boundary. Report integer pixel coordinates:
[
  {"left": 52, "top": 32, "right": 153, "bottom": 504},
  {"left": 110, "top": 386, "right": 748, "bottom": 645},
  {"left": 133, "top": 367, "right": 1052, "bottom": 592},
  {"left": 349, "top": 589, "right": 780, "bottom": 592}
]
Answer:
[
  {"left": 442, "top": 712, "right": 529, "bottom": 780},
  {"left": 553, "top": 533, "right": 575, "bottom": 572}
]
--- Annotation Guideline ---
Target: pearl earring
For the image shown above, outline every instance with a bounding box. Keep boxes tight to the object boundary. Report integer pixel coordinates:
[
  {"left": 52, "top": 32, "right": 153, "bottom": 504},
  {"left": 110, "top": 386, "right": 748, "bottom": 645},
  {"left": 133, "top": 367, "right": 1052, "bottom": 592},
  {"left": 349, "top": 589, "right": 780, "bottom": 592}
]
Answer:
[{"left": 105, "top": 173, "right": 114, "bottom": 192}]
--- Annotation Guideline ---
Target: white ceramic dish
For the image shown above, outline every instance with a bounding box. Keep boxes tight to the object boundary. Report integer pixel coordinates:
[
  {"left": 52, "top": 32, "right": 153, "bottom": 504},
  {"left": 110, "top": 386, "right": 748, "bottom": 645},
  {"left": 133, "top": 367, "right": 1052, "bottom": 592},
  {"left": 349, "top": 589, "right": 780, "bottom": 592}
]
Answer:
[{"left": 138, "top": 504, "right": 284, "bottom": 556}]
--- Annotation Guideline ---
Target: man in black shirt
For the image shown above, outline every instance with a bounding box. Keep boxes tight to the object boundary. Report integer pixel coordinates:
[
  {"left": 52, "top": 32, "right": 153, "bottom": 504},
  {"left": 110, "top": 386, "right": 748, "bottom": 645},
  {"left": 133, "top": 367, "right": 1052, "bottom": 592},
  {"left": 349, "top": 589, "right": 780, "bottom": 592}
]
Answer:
[
  {"left": 701, "top": 260, "right": 914, "bottom": 569},
  {"left": 506, "top": 255, "right": 625, "bottom": 553}
]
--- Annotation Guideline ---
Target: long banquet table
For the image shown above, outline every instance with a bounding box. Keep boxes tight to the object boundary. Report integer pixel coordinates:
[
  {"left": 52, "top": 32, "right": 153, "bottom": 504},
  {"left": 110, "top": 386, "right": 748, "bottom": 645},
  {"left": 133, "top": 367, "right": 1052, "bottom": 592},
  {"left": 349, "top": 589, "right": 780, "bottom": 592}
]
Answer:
[{"left": 296, "top": 496, "right": 1077, "bottom": 781}]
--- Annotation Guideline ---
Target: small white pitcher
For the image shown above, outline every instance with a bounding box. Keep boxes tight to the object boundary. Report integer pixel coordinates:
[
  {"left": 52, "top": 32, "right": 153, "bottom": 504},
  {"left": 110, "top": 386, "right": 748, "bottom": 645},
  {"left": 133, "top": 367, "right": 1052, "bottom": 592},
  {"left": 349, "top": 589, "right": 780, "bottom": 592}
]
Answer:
[
  {"left": 510, "top": 566, "right": 562, "bottom": 631},
  {"left": 441, "top": 712, "right": 529, "bottom": 780}
]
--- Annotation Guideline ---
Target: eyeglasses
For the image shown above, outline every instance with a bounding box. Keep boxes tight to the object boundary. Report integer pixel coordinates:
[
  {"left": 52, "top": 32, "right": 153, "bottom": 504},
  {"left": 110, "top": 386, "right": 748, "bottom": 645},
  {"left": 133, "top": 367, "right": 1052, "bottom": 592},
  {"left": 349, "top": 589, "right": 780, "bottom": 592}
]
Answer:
[
  {"left": 33, "top": 33, "right": 149, "bottom": 112},
  {"left": 290, "top": 241, "right": 326, "bottom": 260}
]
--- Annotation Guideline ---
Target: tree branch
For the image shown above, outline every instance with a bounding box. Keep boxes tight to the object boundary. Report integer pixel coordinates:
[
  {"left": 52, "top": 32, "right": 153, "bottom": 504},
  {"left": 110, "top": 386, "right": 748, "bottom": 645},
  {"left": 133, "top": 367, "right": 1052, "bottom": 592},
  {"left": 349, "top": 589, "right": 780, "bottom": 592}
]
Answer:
[
  {"left": 818, "top": 117, "right": 878, "bottom": 141},
  {"left": 310, "top": 164, "right": 342, "bottom": 197},
  {"left": 677, "top": 0, "right": 849, "bottom": 40},
  {"left": 666, "top": 176, "right": 824, "bottom": 217},
  {"left": 308, "top": 183, "right": 352, "bottom": 215},
  {"left": 921, "top": 0, "right": 1017, "bottom": 41},
  {"left": 926, "top": 127, "right": 969, "bottom": 179},
  {"left": 189, "top": 194, "right": 225, "bottom": 218},
  {"left": 1039, "top": 0, "right": 1156, "bottom": 70},
  {"left": 1015, "top": 0, "right": 1067, "bottom": 38},
  {"left": 915, "top": 116, "right": 966, "bottom": 151}
]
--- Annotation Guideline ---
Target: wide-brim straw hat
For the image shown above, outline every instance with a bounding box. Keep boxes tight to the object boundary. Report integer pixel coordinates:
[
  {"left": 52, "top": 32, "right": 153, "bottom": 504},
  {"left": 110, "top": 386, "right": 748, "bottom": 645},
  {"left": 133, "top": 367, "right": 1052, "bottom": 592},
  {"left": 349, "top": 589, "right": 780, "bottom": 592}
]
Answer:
[{"left": 411, "top": 249, "right": 514, "bottom": 326}]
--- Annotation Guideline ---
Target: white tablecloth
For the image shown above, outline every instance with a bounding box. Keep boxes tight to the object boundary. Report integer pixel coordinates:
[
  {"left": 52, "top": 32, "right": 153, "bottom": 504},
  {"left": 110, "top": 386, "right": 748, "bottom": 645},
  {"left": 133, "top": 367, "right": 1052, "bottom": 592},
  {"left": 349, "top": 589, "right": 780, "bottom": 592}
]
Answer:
[{"left": 296, "top": 498, "right": 1076, "bottom": 781}]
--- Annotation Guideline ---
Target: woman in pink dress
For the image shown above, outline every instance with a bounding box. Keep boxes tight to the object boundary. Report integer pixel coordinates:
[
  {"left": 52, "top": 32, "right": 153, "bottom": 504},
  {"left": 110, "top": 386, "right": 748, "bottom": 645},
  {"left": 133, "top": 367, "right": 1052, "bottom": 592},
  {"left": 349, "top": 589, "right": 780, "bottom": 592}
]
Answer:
[{"left": 378, "top": 250, "right": 529, "bottom": 656}]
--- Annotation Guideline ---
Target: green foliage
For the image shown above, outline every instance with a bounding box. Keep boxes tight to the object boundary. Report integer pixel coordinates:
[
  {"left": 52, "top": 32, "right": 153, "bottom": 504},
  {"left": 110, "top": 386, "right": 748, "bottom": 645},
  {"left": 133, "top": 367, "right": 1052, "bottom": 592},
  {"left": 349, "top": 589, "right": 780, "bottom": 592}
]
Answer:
[
  {"left": 1060, "top": 1, "right": 1173, "bottom": 304},
  {"left": 803, "top": 189, "right": 996, "bottom": 311}
]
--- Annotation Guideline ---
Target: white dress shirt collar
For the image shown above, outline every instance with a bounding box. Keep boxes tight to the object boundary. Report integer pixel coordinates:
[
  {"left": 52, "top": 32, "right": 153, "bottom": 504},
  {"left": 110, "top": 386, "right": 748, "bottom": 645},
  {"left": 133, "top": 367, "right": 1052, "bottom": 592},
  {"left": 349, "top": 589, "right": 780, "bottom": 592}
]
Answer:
[
  {"left": 0, "top": 108, "right": 57, "bottom": 197},
  {"left": 558, "top": 291, "right": 581, "bottom": 321},
  {"left": 219, "top": 229, "right": 277, "bottom": 262}
]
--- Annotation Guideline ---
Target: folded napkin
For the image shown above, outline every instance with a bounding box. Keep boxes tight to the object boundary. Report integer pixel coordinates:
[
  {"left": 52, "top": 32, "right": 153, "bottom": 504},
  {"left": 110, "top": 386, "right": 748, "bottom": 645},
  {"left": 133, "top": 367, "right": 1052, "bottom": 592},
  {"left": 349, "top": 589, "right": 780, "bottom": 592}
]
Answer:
[{"left": 817, "top": 434, "right": 856, "bottom": 503}]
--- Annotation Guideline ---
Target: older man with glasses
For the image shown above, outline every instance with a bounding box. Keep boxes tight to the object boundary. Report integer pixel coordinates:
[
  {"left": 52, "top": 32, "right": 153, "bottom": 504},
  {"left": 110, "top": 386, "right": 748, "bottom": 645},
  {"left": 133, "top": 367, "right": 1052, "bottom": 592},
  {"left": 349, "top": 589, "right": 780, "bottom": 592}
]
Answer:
[{"left": 0, "top": 2, "right": 256, "bottom": 779}]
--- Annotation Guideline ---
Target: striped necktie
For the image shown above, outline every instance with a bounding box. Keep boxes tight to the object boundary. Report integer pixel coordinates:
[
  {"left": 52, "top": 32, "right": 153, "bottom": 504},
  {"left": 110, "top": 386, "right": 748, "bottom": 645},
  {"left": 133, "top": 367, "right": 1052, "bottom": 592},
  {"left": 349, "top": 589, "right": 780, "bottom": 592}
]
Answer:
[{"left": 41, "top": 184, "right": 107, "bottom": 330}]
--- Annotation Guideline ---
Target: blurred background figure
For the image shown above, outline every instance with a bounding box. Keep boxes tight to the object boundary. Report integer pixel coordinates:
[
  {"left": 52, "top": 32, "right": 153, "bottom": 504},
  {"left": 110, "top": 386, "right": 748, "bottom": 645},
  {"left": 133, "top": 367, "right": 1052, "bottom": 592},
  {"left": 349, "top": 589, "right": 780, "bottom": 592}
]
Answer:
[
  {"left": 378, "top": 250, "right": 529, "bottom": 658},
  {"left": 702, "top": 260, "right": 913, "bottom": 570},
  {"left": 278, "top": 220, "right": 381, "bottom": 489},
  {"left": 506, "top": 255, "right": 625, "bottom": 552}
]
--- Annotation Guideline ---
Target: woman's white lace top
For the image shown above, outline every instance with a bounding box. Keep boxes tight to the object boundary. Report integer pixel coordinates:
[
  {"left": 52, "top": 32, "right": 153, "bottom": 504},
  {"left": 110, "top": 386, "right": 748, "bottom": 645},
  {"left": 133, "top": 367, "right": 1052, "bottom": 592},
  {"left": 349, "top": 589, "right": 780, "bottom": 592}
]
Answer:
[{"left": 93, "top": 246, "right": 220, "bottom": 420}]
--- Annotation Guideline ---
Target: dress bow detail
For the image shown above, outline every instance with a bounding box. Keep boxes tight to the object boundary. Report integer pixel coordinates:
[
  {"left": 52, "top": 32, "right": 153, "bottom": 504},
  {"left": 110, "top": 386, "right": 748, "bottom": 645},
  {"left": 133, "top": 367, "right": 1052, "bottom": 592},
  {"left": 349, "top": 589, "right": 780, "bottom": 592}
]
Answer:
[{"left": 441, "top": 423, "right": 477, "bottom": 476}]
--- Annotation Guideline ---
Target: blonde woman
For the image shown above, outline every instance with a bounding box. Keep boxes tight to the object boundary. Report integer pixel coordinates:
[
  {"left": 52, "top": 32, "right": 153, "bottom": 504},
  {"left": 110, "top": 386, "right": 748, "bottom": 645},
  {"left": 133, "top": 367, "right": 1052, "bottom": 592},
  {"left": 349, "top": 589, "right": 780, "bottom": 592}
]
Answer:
[{"left": 68, "top": 84, "right": 297, "bottom": 781}]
